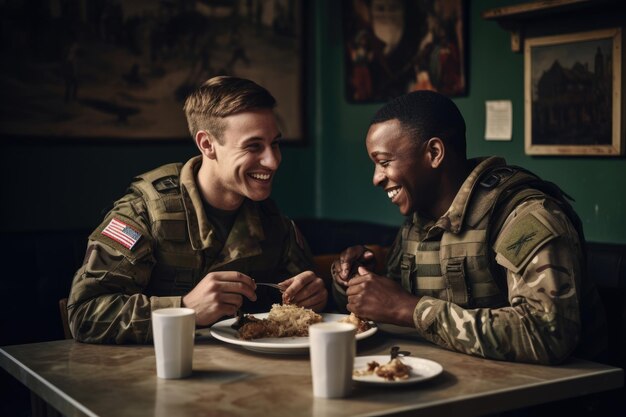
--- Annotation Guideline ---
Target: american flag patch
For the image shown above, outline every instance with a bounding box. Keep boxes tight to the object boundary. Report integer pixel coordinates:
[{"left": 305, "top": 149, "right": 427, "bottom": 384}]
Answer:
[{"left": 101, "top": 218, "right": 142, "bottom": 250}]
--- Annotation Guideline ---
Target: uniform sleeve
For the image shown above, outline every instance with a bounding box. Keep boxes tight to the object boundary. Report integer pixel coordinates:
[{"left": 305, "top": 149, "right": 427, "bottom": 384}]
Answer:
[
  {"left": 412, "top": 199, "right": 583, "bottom": 364},
  {"left": 67, "top": 191, "right": 181, "bottom": 344}
]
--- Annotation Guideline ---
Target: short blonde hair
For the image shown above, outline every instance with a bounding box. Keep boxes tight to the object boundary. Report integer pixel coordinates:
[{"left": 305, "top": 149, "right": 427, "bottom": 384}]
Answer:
[{"left": 183, "top": 76, "right": 276, "bottom": 143}]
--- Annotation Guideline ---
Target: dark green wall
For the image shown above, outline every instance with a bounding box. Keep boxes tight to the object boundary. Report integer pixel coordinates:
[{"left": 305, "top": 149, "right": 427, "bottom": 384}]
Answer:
[
  {"left": 1, "top": 0, "right": 624, "bottom": 244},
  {"left": 0, "top": 140, "right": 315, "bottom": 232},
  {"left": 312, "top": 0, "right": 626, "bottom": 244}
]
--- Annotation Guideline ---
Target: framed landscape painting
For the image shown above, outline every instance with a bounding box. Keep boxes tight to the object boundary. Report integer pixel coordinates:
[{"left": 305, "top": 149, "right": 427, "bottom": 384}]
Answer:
[
  {"left": 0, "top": 0, "right": 305, "bottom": 143},
  {"left": 525, "top": 28, "right": 623, "bottom": 156}
]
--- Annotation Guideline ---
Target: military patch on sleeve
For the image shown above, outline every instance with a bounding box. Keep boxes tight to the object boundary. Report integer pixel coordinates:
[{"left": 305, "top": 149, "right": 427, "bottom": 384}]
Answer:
[
  {"left": 101, "top": 218, "right": 142, "bottom": 250},
  {"left": 494, "top": 212, "right": 557, "bottom": 272}
]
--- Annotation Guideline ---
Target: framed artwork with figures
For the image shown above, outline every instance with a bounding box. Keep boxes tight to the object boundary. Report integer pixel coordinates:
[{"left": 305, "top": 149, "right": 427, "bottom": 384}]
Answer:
[
  {"left": 0, "top": 0, "right": 306, "bottom": 143},
  {"left": 342, "top": 0, "right": 467, "bottom": 102}
]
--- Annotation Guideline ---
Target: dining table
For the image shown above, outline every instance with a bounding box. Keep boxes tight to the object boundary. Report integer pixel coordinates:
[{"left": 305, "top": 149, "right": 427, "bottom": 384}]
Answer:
[{"left": 0, "top": 323, "right": 623, "bottom": 417}]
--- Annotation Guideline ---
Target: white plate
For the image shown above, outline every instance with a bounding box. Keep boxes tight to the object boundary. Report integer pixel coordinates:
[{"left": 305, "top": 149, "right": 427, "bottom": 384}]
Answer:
[
  {"left": 352, "top": 355, "right": 443, "bottom": 385},
  {"left": 210, "top": 313, "right": 377, "bottom": 354}
]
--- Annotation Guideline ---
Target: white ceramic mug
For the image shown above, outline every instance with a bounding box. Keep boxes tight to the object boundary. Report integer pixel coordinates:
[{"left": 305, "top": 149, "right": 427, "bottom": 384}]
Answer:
[
  {"left": 151, "top": 308, "right": 196, "bottom": 379},
  {"left": 309, "top": 322, "right": 356, "bottom": 398}
]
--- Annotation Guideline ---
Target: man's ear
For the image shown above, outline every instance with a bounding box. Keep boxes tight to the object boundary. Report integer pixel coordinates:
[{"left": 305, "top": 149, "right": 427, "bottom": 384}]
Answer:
[
  {"left": 195, "top": 130, "right": 218, "bottom": 160},
  {"left": 425, "top": 137, "right": 445, "bottom": 168}
]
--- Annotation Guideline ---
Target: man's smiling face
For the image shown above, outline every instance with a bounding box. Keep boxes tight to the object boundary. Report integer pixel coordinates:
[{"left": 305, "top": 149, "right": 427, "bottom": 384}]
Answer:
[
  {"left": 365, "top": 119, "right": 436, "bottom": 216},
  {"left": 209, "top": 108, "right": 282, "bottom": 205}
]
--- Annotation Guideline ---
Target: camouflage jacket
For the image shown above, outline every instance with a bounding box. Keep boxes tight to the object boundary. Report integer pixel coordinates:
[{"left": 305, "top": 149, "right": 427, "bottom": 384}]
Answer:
[
  {"left": 335, "top": 157, "right": 606, "bottom": 364},
  {"left": 68, "top": 156, "right": 314, "bottom": 344}
]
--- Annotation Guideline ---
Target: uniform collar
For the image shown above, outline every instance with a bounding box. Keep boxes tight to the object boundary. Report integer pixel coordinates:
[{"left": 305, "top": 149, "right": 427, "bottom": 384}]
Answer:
[
  {"left": 417, "top": 156, "right": 506, "bottom": 235},
  {"left": 213, "top": 202, "right": 265, "bottom": 268},
  {"left": 179, "top": 156, "right": 265, "bottom": 257}
]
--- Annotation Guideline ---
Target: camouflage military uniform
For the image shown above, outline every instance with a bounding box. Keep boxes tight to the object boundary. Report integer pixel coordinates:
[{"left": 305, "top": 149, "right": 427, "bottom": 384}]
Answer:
[
  {"left": 334, "top": 157, "right": 606, "bottom": 364},
  {"left": 68, "top": 156, "right": 314, "bottom": 344}
]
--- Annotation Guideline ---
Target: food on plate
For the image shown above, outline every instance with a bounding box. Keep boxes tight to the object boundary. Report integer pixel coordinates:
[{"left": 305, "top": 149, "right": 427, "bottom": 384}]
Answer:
[
  {"left": 236, "top": 305, "right": 375, "bottom": 340},
  {"left": 238, "top": 304, "right": 322, "bottom": 340},
  {"left": 338, "top": 312, "right": 371, "bottom": 333},
  {"left": 353, "top": 357, "right": 412, "bottom": 381},
  {"left": 236, "top": 315, "right": 278, "bottom": 340}
]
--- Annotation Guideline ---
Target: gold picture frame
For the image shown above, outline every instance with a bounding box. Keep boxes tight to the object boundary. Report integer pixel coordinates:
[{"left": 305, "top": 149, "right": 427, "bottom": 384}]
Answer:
[{"left": 525, "top": 28, "right": 623, "bottom": 156}]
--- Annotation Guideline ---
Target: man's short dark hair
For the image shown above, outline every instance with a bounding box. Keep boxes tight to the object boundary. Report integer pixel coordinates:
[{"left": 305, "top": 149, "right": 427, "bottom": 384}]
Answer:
[{"left": 370, "top": 90, "right": 467, "bottom": 158}]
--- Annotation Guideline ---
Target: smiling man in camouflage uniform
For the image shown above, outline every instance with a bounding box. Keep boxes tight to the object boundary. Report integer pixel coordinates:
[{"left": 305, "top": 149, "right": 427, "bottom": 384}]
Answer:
[
  {"left": 68, "top": 76, "right": 327, "bottom": 344},
  {"left": 332, "top": 91, "right": 606, "bottom": 364}
]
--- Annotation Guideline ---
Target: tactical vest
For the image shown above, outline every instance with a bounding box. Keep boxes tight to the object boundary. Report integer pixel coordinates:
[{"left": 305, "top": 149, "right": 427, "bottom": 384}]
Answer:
[
  {"left": 399, "top": 164, "right": 584, "bottom": 308},
  {"left": 130, "top": 163, "right": 292, "bottom": 310}
]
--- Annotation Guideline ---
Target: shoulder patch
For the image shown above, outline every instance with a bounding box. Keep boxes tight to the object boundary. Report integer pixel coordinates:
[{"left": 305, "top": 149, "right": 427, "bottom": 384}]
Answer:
[
  {"left": 101, "top": 218, "right": 142, "bottom": 250},
  {"left": 494, "top": 212, "right": 557, "bottom": 272},
  {"left": 90, "top": 216, "right": 150, "bottom": 262}
]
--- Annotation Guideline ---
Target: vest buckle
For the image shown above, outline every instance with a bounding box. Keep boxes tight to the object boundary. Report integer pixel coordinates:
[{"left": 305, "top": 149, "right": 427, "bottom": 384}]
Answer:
[
  {"left": 479, "top": 174, "right": 500, "bottom": 189},
  {"left": 154, "top": 176, "right": 179, "bottom": 193}
]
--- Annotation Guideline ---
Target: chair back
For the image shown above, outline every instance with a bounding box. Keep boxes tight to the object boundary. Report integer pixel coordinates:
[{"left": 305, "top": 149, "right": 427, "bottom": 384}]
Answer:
[{"left": 59, "top": 298, "right": 72, "bottom": 340}]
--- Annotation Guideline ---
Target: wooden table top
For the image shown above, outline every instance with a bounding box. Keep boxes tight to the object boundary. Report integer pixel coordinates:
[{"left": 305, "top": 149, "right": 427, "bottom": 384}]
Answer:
[{"left": 1, "top": 328, "right": 623, "bottom": 417}]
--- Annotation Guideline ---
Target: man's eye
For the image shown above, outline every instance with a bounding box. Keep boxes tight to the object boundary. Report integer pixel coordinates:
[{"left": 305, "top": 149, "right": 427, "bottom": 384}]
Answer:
[
  {"left": 246, "top": 143, "right": 262, "bottom": 151},
  {"left": 379, "top": 160, "right": 390, "bottom": 167},
  {"left": 271, "top": 140, "right": 281, "bottom": 148}
]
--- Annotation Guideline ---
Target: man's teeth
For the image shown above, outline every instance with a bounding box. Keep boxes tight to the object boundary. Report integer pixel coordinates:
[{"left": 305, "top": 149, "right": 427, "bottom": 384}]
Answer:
[
  {"left": 250, "top": 173, "right": 270, "bottom": 180},
  {"left": 387, "top": 188, "right": 400, "bottom": 199}
]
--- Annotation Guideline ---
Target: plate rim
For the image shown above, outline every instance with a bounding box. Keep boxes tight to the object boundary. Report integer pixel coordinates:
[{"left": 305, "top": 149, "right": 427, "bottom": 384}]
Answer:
[
  {"left": 209, "top": 312, "right": 377, "bottom": 350},
  {"left": 352, "top": 355, "right": 443, "bottom": 385}
]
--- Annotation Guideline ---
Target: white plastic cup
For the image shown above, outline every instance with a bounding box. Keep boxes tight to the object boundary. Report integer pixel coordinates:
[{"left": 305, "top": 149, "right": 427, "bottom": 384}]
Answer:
[
  {"left": 309, "top": 322, "right": 356, "bottom": 398},
  {"left": 151, "top": 308, "right": 196, "bottom": 379}
]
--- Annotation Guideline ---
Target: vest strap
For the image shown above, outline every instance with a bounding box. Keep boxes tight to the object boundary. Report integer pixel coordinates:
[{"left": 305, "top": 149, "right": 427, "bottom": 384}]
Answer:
[
  {"left": 133, "top": 163, "right": 183, "bottom": 202},
  {"left": 466, "top": 169, "right": 544, "bottom": 229},
  {"left": 131, "top": 164, "right": 189, "bottom": 243},
  {"left": 401, "top": 254, "right": 415, "bottom": 293},
  {"left": 412, "top": 276, "right": 501, "bottom": 295},
  {"left": 415, "top": 276, "right": 446, "bottom": 290},
  {"left": 445, "top": 258, "right": 469, "bottom": 305}
]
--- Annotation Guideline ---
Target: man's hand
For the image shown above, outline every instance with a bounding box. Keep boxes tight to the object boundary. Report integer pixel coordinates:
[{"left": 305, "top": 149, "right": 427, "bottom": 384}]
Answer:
[
  {"left": 182, "top": 271, "right": 257, "bottom": 326},
  {"left": 280, "top": 270, "right": 327, "bottom": 312},
  {"left": 331, "top": 245, "right": 376, "bottom": 287},
  {"left": 346, "top": 266, "right": 418, "bottom": 326}
]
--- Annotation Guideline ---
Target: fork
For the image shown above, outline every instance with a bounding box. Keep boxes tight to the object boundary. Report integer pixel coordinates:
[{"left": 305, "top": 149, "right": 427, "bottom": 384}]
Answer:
[
  {"left": 255, "top": 282, "right": 285, "bottom": 293},
  {"left": 231, "top": 283, "right": 285, "bottom": 329}
]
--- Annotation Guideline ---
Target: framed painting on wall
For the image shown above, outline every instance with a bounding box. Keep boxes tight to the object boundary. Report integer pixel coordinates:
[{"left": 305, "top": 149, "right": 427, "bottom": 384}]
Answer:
[
  {"left": 525, "top": 28, "right": 623, "bottom": 156},
  {"left": 342, "top": 0, "right": 467, "bottom": 103},
  {"left": 0, "top": 0, "right": 305, "bottom": 143}
]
